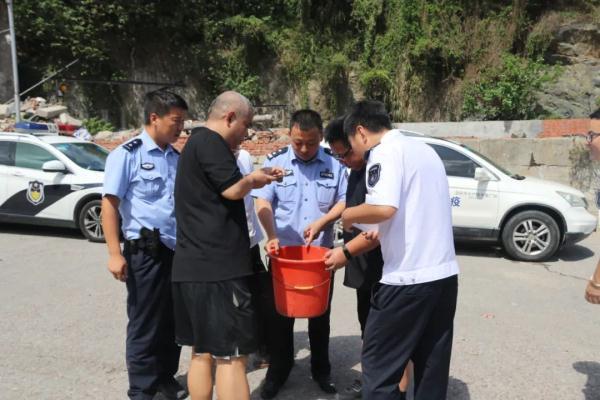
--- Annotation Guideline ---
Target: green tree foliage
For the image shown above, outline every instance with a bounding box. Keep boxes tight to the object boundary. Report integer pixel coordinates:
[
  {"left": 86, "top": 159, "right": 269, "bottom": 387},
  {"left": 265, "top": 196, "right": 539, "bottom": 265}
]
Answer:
[
  {"left": 462, "top": 54, "right": 556, "bottom": 120},
  {"left": 12, "top": 0, "right": 596, "bottom": 121},
  {"left": 83, "top": 117, "right": 114, "bottom": 135}
]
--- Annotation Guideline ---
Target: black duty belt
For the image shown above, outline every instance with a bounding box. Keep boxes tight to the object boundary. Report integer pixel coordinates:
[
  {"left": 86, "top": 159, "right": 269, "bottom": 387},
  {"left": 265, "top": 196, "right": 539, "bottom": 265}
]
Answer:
[{"left": 125, "top": 227, "right": 161, "bottom": 258}]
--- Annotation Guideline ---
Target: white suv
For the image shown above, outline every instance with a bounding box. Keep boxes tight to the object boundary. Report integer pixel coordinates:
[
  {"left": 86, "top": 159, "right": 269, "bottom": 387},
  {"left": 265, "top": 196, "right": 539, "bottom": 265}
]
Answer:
[
  {"left": 0, "top": 131, "right": 106, "bottom": 242},
  {"left": 402, "top": 130, "right": 597, "bottom": 261}
]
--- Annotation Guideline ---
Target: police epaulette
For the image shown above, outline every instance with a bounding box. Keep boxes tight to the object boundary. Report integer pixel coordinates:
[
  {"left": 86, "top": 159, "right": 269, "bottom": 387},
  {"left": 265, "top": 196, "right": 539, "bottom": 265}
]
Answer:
[
  {"left": 171, "top": 147, "right": 180, "bottom": 155},
  {"left": 122, "top": 138, "right": 142, "bottom": 152},
  {"left": 323, "top": 148, "right": 333, "bottom": 156},
  {"left": 267, "top": 146, "right": 288, "bottom": 160}
]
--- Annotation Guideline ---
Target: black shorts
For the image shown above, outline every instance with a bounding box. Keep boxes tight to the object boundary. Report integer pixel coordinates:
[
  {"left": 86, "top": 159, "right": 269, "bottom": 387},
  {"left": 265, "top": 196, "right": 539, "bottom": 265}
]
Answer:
[{"left": 172, "top": 277, "right": 258, "bottom": 357}]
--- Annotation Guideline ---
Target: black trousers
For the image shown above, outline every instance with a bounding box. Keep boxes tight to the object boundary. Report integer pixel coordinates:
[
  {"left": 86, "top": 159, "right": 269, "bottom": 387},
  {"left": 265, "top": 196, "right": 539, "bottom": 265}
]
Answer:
[
  {"left": 356, "top": 285, "right": 372, "bottom": 339},
  {"left": 248, "top": 245, "right": 270, "bottom": 355},
  {"left": 124, "top": 242, "right": 181, "bottom": 400},
  {"left": 362, "top": 275, "right": 458, "bottom": 400},
  {"left": 263, "top": 266, "right": 335, "bottom": 384}
]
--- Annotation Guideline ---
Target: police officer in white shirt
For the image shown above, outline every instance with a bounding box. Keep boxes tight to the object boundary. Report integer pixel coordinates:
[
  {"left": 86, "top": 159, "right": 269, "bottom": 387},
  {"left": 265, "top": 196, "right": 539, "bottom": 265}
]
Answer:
[{"left": 324, "top": 101, "right": 459, "bottom": 400}]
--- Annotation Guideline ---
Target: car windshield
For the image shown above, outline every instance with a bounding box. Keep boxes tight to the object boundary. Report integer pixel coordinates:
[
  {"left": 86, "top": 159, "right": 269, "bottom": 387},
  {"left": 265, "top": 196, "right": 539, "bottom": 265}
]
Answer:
[
  {"left": 52, "top": 142, "right": 108, "bottom": 171},
  {"left": 459, "top": 143, "right": 523, "bottom": 178}
]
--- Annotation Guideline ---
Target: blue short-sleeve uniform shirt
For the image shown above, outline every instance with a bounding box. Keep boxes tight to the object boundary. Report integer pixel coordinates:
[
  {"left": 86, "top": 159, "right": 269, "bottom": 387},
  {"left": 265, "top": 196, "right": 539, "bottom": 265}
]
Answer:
[
  {"left": 252, "top": 145, "right": 347, "bottom": 248},
  {"left": 102, "top": 130, "right": 179, "bottom": 249}
]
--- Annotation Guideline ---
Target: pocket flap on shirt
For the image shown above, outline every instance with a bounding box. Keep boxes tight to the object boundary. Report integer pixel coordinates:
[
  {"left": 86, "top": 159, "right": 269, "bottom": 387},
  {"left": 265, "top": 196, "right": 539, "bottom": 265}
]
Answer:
[
  {"left": 139, "top": 170, "right": 162, "bottom": 181},
  {"left": 316, "top": 180, "right": 336, "bottom": 189},
  {"left": 276, "top": 178, "right": 297, "bottom": 188}
]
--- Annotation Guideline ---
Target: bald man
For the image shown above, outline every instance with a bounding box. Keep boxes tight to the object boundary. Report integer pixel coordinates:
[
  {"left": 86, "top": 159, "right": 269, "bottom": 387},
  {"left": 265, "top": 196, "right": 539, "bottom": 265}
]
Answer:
[{"left": 172, "top": 91, "right": 283, "bottom": 400}]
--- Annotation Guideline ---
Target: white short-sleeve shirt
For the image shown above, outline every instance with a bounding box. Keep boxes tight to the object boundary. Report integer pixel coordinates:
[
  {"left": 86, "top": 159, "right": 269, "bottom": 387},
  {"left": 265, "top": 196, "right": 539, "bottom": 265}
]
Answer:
[
  {"left": 365, "top": 130, "right": 459, "bottom": 285},
  {"left": 236, "top": 149, "right": 264, "bottom": 248}
]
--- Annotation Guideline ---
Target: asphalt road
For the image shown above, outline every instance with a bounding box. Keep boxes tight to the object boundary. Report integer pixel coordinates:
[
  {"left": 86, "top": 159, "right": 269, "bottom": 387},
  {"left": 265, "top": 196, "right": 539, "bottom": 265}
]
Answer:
[{"left": 0, "top": 223, "right": 599, "bottom": 399}]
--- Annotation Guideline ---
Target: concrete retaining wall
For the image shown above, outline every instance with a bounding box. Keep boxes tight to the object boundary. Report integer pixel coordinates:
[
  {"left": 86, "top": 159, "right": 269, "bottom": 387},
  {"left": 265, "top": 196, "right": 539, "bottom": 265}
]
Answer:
[{"left": 393, "top": 118, "right": 600, "bottom": 138}]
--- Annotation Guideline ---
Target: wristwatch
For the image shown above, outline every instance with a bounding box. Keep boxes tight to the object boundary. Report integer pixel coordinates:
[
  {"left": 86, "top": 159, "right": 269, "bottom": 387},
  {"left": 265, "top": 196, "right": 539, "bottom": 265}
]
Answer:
[{"left": 342, "top": 244, "right": 353, "bottom": 261}]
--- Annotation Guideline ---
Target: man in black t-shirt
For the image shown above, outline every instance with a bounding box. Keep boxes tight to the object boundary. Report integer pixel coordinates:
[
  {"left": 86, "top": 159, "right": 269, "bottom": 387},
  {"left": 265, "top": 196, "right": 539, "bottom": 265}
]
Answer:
[
  {"left": 324, "top": 116, "right": 411, "bottom": 400},
  {"left": 172, "top": 91, "right": 283, "bottom": 400}
]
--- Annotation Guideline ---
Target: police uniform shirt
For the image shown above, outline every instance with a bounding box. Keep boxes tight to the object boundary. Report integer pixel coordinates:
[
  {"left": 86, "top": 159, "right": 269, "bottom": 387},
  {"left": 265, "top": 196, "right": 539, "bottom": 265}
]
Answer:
[
  {"left": 252, "top": 145, "right": 348, "bottom": 248},
  {"left": 172, "top": 127, "right": 251, "bottom": 282},
  {"left": 365, "top": 130, "right": 459, "bottom": 285},
  {"left": 236, "top": 149, "right": 264, "bottom": 248},
  {"left": 102, "top": 130, "right": 178, "bottom": 249}
]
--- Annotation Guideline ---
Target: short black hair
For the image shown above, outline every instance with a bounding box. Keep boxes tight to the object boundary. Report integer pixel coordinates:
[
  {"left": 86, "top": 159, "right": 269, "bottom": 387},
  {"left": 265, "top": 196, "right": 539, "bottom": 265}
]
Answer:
[
  {"left": 289, "top": 109, "right": 323, "bottom": 132},
  {"left": 343, "top": 100, "right": 392, "bottom": 137},
  {"left": 324, "top": 116, "right": 349, "bottom": 148},
  {"left": 143, "top": 90, "right": 188, "bottom": 124}
]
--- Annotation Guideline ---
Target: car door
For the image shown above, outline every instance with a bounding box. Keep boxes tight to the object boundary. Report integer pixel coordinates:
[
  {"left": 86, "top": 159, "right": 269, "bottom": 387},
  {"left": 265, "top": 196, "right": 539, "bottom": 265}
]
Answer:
[
  {"left": 4, "top": 140, "right": 71, "bottom": 219},
  {"left": 428, "top": 143, "right": 499, "bottom": 233},
  {"left": 0, "top": 140, "right": 17, "bottom": 211}
]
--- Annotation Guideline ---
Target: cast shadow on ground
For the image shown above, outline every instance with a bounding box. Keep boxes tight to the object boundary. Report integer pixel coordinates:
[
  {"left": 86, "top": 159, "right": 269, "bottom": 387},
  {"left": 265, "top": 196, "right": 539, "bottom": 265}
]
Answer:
[
  {"left": 573, "top": 361, "right": 600, "bottom": 400},
  {"left": 446, "top": 376, "right": 471, "bottom": 400},
  {"left": 454, "top": 241, "right": 505, "bottom": 259},
  {"left": 0, "top": 222, "right": 86, "bottom": 240},
  {"left": 554, "top": 244, "right": 595, "bottom": 262},
  {"left": 250, "top": 332, "right": 362, "bottom": 400},
  {"left": 454, "top": 241, "right": 594, "bottom": 263}
]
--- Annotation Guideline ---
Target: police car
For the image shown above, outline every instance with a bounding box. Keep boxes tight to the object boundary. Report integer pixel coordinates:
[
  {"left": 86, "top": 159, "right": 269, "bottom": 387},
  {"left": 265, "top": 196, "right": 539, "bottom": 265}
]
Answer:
[
  {"left": 404, "top": 130, "right": 597, "bottom": 261},
  {"left": 0, "top": 131, "right": 107, "bottom": 242},
  {"left": 332, "top": 131, "right": 597, "bottom": 262}
]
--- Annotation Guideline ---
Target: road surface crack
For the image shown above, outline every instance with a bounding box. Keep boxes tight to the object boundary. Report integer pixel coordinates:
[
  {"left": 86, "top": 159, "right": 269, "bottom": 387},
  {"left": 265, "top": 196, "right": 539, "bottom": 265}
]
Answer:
[{"left": 540, "top": 264, "right": 587, "bottom": 281}]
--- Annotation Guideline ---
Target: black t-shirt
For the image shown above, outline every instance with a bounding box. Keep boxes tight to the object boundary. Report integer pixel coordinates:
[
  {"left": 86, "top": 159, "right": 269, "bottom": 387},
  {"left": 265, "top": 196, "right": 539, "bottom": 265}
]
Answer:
[
  {"left": 172, "top": 127, "right": 251, "bottom": 282},
  {"left": 342, "top": 167, "right": 384, "bottom": 290}
]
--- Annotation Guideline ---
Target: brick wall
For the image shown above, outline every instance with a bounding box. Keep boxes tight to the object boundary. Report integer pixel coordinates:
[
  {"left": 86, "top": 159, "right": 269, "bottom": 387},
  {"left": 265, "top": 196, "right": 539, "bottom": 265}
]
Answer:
[{"left": 540, "top": 118, "right": 600, "bottom": 138}]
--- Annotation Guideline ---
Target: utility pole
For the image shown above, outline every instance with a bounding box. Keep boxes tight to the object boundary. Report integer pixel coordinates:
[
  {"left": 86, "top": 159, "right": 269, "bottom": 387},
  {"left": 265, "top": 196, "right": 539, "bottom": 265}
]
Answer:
[{"left": 6, "top": 0, "right": 20, "bottom": 122}]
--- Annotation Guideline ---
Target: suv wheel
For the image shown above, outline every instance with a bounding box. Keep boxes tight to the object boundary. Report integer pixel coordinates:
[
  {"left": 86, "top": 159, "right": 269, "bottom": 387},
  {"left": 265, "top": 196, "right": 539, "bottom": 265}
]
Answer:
[
  {"left": 501, "top": 210, "right": 560, "bottom": 261},
  {"left": 78, "top": 199, "right": 104, "bottom": 242}
]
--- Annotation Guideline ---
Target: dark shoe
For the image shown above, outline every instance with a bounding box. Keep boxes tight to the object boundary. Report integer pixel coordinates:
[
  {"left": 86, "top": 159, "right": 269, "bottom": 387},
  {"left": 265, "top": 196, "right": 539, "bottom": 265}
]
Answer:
[
  {"left": 313, "top": 376, "right": 337, "bottom": 394},
  {"left": 157, "top": 378, "right": 188, "bottom": 400},
  {"left": 343, "top": 379, "right": 362, "bottom": 398},
  {"left": 260, "top": 380, "right": 282, "bottom": 399},
  {"left": 399, "top": 391, "right": 407, "bottom": 400}
]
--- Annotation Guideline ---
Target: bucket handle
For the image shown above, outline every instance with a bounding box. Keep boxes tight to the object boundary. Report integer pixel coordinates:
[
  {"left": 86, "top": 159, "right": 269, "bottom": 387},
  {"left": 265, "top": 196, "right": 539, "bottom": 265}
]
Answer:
[{"left": 271, "top": 274, "right": 331, "bottom": 291}]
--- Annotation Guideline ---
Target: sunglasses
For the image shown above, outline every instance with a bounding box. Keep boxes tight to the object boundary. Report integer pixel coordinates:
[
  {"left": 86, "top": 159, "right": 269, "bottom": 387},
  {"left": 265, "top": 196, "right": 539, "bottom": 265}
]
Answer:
[
  {"left": 333, "top": 147, "right": 353, "bottom": 161},
  {"left": 586, "top": 132, "right": 600, "bottom": 144}
]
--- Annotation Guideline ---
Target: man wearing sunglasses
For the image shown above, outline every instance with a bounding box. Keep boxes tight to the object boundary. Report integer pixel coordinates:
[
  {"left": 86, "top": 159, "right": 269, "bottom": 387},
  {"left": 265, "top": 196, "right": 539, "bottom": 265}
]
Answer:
[{"left": 585, "top": 130, "right": 600, "bottom": 304}]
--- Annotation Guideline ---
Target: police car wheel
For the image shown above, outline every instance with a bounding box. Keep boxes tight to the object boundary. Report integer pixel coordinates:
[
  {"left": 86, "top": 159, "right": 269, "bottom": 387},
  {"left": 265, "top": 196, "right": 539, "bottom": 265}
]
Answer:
[
  {"left": 501, "top": 210, "right": 560, "bottom": 262},
  {"left": 78, "top": 199, "right": 105, "bottom": 243}
]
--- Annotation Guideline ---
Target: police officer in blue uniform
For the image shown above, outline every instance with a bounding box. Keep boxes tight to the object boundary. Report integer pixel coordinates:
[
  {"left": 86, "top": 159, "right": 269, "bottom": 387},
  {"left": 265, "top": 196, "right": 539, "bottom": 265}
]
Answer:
[
  {"left": 253, "top": 109, "right": 348, "bottom": 399},
  {"left": 102, "top": 90, "right": 189, "bottom": 400}
]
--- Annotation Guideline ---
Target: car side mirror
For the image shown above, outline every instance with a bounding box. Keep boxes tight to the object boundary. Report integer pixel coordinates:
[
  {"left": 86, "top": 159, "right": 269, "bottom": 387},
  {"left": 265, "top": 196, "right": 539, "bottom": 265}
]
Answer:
[
  {"left": 474, "top": 167, "right": 494, "bottom": 181},
  {"left": 42, "top": 160, "right": 68, "bottom": 173}
]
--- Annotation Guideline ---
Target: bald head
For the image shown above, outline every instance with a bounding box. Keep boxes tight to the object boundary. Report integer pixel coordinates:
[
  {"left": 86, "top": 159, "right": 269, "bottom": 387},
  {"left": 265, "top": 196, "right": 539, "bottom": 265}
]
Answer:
[
  {"left": 205, "top": 91, "right": 254, "bottom": 150},
  {"left": 207, "top": 91, "right": 253, "bottom": 121}
]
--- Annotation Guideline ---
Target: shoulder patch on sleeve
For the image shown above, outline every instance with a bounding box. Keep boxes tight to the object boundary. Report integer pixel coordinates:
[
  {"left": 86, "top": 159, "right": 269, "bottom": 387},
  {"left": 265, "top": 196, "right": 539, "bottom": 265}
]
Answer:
[
  {"left": 267, "top": 146, "right": 289, "bottom": 160},
  {"left": 121, "top": 138, "right": 142, "bottom": 152},
  {"left": 367, "top": 163, "right": 381, "bottom": 188}
]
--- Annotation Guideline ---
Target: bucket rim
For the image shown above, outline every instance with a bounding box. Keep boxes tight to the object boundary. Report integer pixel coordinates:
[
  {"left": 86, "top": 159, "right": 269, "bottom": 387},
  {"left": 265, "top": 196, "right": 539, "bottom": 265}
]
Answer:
[{"left": 268, "top": 245, "right": 329, "bottom": 264}]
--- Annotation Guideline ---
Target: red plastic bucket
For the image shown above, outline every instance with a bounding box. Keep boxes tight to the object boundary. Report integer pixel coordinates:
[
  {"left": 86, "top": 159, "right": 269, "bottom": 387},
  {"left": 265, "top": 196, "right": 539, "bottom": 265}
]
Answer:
[{"left": 269, "top": 246, "right": 331, "bottom": 318}]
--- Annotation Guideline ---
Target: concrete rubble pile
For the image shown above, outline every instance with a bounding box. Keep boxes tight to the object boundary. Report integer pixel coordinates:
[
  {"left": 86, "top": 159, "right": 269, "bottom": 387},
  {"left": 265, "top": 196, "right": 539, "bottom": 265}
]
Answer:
[{"left": 1, "top": 103, "right": 292, "bottom": 157}]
